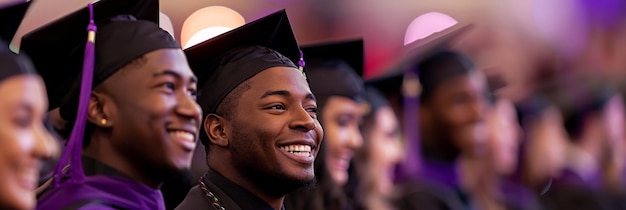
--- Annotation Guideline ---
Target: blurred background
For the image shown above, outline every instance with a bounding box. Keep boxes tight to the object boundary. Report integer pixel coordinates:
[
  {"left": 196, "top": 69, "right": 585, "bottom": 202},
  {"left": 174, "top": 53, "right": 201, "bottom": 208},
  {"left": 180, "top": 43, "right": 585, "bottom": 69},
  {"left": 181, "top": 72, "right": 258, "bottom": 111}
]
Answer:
[{"left": 6, "top": 0, "right": 625, "bottom": 104}]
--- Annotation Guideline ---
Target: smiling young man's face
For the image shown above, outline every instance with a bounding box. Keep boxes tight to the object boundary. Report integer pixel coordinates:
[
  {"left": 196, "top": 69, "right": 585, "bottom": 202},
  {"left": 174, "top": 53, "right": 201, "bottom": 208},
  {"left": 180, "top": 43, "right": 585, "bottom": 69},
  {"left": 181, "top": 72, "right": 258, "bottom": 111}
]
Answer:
[
  {"left": 100, "top": 48, "right": 202, "bottom": 174},
  {"left": 224, "top": 66, "right": 323, "bottom": 185}
]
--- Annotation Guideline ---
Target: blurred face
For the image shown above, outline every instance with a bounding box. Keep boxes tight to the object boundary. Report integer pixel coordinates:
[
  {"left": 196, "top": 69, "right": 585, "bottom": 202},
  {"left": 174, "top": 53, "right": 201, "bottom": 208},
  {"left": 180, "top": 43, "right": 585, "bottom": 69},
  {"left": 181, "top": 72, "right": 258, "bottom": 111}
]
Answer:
[
  {"left": 487, "top": 99, "right": 520, "bottom": 175},
  {"left": 104, "top": 49, "right": 201, "bottom": 174},
  {"left": 0, "top": 75, "right": 56, "bottom": 209},
  {"left": 227, "top": 67, "right": 323, "bottom": 185},
  {"left": 425, "top": 71, "right": 489, "bottom": 154},
  {"left": 323, "top": 96, "right": 365, "bottom": 186},
  {"left": 526, "top": 108, "right": 568, "bottom": 181},
  {"left": 367, "top": 107, "right": 403, "bottom": 194}
]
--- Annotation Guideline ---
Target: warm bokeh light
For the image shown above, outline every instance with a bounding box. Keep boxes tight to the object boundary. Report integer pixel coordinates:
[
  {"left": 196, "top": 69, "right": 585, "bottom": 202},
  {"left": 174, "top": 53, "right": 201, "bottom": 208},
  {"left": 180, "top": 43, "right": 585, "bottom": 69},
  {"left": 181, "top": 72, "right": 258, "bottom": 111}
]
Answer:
[
  {"left": 159, "top": 12, "right": 175, "bottom": 39},
  {"left": 404, "top": 12, "right": 458, "bottom": 46},
  {"left": 180, "top": 6, "right": 245, "bottom": 49}
]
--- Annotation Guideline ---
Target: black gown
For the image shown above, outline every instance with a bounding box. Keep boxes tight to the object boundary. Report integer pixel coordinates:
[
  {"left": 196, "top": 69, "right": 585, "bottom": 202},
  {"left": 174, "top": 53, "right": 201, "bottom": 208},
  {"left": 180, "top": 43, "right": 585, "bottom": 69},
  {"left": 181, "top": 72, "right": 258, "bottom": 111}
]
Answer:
[{"left": 176, "top": 168, "right": 284, "bottom": 210}]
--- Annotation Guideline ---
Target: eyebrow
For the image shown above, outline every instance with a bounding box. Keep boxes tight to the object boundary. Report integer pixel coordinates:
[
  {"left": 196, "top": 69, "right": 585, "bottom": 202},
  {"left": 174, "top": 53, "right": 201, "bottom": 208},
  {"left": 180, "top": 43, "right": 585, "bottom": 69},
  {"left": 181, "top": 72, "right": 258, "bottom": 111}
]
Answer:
[
  {"left": 261, "top": 90, "right": 291, "bottom": 99},
  {"left": 260, "top": 90, "right": 317, "bottom": 101},
  {"left": 153, "top": 70, "right": 198, "bottom": 84}
]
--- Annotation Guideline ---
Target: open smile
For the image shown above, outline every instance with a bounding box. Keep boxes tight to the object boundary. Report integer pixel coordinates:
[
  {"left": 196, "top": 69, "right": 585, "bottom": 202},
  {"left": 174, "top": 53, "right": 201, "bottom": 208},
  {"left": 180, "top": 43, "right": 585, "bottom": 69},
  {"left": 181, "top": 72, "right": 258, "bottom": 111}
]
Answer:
[
  {"left": 277, "top": 143, "right": 316, "bottom": 164},
  {"left": 167, "top": 128, "right": 196, "bottom": 151}
]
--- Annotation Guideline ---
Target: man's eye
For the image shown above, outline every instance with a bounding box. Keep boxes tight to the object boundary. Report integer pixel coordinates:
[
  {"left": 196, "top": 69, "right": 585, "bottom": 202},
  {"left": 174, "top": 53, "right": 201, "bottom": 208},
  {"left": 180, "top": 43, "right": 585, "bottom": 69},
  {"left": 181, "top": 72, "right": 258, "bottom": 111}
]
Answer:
[
  {"left": 161, "top": 82, "right": 174, "bottom": 90},
  {"left": 269, "top": 105, "right": 286, "bottom": 110}
]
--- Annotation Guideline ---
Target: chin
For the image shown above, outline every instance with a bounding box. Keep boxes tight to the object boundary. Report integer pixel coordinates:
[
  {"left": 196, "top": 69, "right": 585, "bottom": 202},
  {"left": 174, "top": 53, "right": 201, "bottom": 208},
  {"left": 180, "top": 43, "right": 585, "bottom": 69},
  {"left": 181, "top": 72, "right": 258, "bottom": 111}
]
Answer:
[
  {"left": 330, "top": 170, "right": 348, "bottom": 186},
  {"left": 0, "top": 191, "right": 34, "bottom": 210},
  {"left": 286, "top": 167, "right": 315, "bottom": 183}
]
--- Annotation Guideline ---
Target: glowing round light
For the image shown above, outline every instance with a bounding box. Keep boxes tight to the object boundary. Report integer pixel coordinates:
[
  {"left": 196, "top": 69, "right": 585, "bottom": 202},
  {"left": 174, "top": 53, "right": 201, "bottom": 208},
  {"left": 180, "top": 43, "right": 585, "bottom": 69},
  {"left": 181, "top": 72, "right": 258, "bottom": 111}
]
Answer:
[
  {"left": 404, "top": 12, "right": 458, "bottom": 46},
  {"left": 184, "top": 26, "right": 233, "bottom": 49},
  {"left": 159, "top": 12, "right": 175, "bottom": 39},
  {"left": 181, "top": 6, "right": 244, "bottom": 48}
]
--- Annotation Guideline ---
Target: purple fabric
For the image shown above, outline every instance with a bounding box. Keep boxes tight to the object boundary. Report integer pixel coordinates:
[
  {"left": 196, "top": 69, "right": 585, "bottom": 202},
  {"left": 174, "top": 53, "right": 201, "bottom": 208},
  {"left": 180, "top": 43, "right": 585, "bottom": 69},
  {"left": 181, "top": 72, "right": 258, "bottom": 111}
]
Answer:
[
  {"left": 395, "top": 69, "right": 422, "bottom": 182},
  {"left": 500, "top": 178, "right": 538, "bottom": 210},
  {"left": 418, "top": 159, "right": 461, "bottom": 190},
  {"left": 554, "top": 168, "right": 602, "bottom": 191},
  {"left": 579, "top": 0, "right": 625, "bottom": 29},
  {"left": 52, "top": 3, "right": 96, "bottom": 186},
  {"left": 37, "top": 175, "right": 165, "bottom": 209}
]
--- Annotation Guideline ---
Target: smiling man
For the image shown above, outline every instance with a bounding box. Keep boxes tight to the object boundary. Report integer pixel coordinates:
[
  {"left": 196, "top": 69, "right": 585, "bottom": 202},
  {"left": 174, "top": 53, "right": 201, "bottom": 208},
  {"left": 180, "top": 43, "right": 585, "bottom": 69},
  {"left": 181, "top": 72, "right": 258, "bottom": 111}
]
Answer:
[
  {"left": 176, "top": 10, "right": 323, "bottom": 210},
  {"left": 21, "top": 0, "right": 202, "bottom": 209}
]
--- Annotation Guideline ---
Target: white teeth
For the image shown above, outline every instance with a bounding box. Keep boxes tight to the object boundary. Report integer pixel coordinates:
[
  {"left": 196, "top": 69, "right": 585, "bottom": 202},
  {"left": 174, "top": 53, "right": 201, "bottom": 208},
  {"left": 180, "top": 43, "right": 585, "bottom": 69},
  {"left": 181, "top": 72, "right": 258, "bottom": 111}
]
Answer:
[
  {"left": 279, "top": 144, "right": 312, "bottom": 155},
  {"left": 169, "top": 130, "right": 194, "bottom": 142}
]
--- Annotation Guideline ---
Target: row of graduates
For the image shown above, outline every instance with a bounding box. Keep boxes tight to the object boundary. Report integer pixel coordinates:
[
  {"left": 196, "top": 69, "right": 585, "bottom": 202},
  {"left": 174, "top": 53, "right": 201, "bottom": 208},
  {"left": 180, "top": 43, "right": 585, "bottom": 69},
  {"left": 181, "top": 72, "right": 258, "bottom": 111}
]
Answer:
[
  {"left": 3, "top": 0, "right": 625, "bottom": 210},
  {"left": 0, "top": 0, "right": 400, "bottom": 209}
]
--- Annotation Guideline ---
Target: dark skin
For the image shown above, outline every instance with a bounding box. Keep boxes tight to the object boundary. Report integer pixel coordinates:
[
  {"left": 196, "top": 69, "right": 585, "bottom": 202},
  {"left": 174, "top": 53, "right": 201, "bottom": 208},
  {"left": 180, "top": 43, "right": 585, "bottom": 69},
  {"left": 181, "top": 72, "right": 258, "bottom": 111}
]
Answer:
[
  {"left": 83, "top": 49, "right": 202, "bottom": 189},
  {"left": 205, "top": 66, "right": 323, "bottom": 210},
  {"left": 420, "top": 71, "right": 488, "bottom": 162}
]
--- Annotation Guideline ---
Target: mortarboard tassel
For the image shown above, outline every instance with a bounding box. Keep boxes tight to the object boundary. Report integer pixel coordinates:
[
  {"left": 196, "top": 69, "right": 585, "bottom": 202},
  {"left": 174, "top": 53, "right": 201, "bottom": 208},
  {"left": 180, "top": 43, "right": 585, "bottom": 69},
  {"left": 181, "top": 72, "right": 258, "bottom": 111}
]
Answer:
[
  {"left": 52, "top": 2, "right": 97, "bottom": 187},
  {"left": 298, "top": 50, "right": 306, "bottom": 78}
]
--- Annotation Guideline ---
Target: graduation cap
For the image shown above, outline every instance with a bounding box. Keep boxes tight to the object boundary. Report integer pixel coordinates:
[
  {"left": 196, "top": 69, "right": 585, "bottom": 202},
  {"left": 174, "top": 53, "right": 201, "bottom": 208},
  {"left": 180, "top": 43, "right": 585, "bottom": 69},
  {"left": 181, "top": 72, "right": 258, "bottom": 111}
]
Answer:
[
  {"left": 301, "top": 39, "right": 364, "bottom": 76},
  {"left": 302, "top": 39, "right": 365, "bottom": 111},
  {"left": 184, "top": 10, "right": 304, "bottom": 146},
  {"left": 0, "top": 0, "right": 31, "bottom": 50},
  {"left": 0, "top": 1, "right": 36, "bottom": 82},
  {"left": 402, "top": 24, "right": 474, "bottom": 101},
  {"left": 21, "top": 0, "right": 164, "bottom": 110}
]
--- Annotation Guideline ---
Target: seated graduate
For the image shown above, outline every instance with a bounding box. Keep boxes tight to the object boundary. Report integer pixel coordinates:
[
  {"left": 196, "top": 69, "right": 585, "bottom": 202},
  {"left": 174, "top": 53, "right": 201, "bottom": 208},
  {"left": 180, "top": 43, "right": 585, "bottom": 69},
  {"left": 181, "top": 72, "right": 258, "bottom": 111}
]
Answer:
[
  {"left": 284, "top": 39, "right": 367, "bottom": 210},
  {"left": 177, "top": 10, "right": 323, "bottom": 210},
  {"left": 513, "top": 89, "right": 568, "bottom": 209},
  {"left": 0, "top": 2, "right": 58, "bottom": 209},
  {"left": 354, "top": 81, "right": 405, "bottom": 210},
  {"left": 542, "top": 75, "right": 625, "bottom": 210},
  {"left": 394, "top": 24, "right": 490, "bottom": 210},
  {"left": 21, "top": 0, "right": 201, "bottom": 209}
]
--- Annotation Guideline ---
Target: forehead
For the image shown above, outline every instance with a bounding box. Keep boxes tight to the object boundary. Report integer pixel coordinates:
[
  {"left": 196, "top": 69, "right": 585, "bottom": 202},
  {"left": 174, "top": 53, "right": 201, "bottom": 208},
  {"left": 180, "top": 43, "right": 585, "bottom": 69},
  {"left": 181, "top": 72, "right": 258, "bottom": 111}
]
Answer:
[
  {"left": 434, "top": 71, "right": 486, "bottom": 95},
  {"left": 323, "top": 96, "right": 365, "bottom": 117},
  {"left": 245, "top": 66, "right": 311, "bottom": 95},
  {"left": 119, "top": 48, "right": 194, "bottom": 79},
  {"left": 0, "top": 75, "right": 47, "bottom": 109}
]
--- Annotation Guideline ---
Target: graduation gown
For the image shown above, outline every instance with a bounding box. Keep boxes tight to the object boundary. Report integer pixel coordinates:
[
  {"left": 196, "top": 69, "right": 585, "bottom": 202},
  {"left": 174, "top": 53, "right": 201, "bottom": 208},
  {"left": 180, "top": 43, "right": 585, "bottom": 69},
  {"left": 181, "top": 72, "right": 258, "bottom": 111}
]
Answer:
[
  {"left": 541, "top": 168, "right": 609, "bottom": 210},
  {"left": 393, "top": 160, "right": 472, "bottom": 210},
  {"left": 37, "top": 157, "right": 166, "bottom": 210},
  {"left": 176, "top": 168, "right": 282, "bottom": 210}
]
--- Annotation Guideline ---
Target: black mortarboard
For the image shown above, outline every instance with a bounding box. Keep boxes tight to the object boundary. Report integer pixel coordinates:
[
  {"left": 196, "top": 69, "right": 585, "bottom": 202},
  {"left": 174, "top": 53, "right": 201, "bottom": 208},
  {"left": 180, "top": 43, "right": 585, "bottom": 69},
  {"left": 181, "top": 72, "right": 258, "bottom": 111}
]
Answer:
[
  {"left": 0, "top": 1, "right": 36, "bottom": 83},
  {"left": 363, "top": 86, "right": 388, "bottom": 116},
  {"left": 303, "top": 39, "right": 365, "bottom": 113},
  {"left": 403, "top": 24, "right": 475, "bottom": 101},
  {"left": 364, "top": 70, "right": 403, "bottom": 112},
  {"left": 21, "top": 0, "right": 172, "bottom": 112},
  {"left": 301, "top": 39, "right": 363, "bottom": 76},
  {"left": 186, "top": 10, "right": 303, "bottom": 115},
  {"left": 0, "top": 0, "right": 31, "bottom": 49}
]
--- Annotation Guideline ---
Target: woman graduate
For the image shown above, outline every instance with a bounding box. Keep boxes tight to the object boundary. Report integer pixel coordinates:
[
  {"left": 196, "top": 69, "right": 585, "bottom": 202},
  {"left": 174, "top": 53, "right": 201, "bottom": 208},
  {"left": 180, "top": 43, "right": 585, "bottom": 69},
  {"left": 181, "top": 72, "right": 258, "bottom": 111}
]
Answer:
[
  {"left": 284, "top": 39, "right": 367, "bottom": 210},
  {"left": 353, "top": 79, "right": 405, "bottom": 210},
  {"left": 22, "top": 0, "right": 201, "bottom": 209},
  {"left": 0, "top": 1, "right": 57, "bottom": 209}
]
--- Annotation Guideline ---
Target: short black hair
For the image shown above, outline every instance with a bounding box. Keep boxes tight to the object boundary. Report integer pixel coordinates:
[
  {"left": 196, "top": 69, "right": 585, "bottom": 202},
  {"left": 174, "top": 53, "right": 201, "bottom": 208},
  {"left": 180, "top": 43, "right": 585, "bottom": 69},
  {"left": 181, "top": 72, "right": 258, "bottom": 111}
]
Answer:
[
  {"left": 57, "top": 55, "right": 147, "bottom": 147},
  {"left": 201, "top": 79, "right": 252, "bottom": 153},
  {"left": 416, "top": 50, "right": 475, "bottom": 102}
]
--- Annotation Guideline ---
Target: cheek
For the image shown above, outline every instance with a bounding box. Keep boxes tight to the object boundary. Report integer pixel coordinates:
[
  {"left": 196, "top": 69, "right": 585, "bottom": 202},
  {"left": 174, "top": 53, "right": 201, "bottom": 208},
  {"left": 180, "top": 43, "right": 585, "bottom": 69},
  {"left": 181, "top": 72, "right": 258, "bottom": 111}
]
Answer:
[
  {"left": 323, "top": 124, "right": 345, "bottom": 154},
  {"left": 0, "top": 129, "right": 32, "bottom": 159}
]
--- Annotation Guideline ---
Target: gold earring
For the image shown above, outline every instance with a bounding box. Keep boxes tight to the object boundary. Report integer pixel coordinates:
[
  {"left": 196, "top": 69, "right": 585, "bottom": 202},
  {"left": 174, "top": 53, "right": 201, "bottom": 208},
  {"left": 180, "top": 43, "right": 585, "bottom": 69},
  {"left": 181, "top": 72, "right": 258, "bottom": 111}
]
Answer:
[{"left": 101, "top": 118, "right": 107, "bottom": 125}]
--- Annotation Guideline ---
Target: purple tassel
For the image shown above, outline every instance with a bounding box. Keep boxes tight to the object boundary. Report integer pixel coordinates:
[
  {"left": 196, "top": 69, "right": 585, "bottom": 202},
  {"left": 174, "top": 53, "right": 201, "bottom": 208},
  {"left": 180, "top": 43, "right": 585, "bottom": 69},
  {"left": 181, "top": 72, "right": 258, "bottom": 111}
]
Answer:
[
  {"left": 52, "top": 3, "right": 97, "bottom": 187},
  {"left": 298, "top": 50, "right": 305, "bottom": 70}
]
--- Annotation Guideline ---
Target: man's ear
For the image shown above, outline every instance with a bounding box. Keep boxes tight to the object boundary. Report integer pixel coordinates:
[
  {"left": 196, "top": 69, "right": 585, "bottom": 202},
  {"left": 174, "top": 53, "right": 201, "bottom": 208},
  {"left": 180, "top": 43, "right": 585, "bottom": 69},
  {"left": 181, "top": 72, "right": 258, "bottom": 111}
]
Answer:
[
  {"left": 87, "top": 92, "right": 113, "bottom": 128},
  {"left": 205, "top": 114, "right": 229, "bottom": 147}
]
